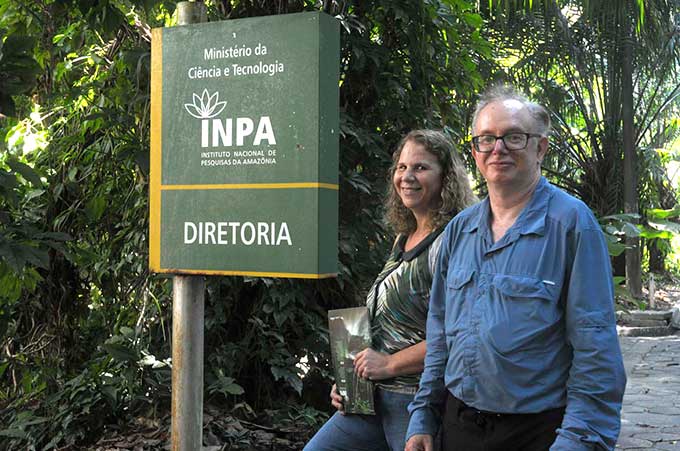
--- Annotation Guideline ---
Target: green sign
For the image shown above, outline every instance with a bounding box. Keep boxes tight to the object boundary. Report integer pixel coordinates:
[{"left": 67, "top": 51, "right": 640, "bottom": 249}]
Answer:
[{"left": 150, "top": 12, "right": 339, "bottom": 278}]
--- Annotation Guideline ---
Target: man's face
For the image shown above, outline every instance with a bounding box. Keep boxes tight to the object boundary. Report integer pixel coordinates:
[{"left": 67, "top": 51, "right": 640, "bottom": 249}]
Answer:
[{"left": 471, "top": 99, "right": 548, "bottom": 190}]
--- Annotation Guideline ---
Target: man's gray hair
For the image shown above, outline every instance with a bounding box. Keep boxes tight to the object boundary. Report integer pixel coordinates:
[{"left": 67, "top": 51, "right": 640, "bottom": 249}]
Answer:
[{"left": 471, "top": 84, "right": 551, "bottom": 136}]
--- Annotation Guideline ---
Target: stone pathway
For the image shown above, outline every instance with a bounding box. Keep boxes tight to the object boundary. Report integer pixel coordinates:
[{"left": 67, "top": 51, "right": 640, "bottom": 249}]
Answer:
[{"left": 617, "top": 335, "right": 680, "bottom": 449}]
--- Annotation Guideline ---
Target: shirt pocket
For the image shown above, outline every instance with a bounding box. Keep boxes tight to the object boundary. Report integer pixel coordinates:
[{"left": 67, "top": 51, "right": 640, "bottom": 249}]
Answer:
[
  {"left": 492, "top": 274, "right": 556, "bottom": 302},
  {"left": 446, "top": 268, "right": 474, "bottom": 290},
  {"left": 488, "top": 274, "right": 561, "bottom": 354},
  {"left": 445, "top": 268, "right": 474, "bottom": 336}
]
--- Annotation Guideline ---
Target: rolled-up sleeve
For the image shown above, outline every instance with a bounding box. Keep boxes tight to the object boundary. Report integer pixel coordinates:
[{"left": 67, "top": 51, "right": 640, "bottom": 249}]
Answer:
[
  {"left": 552, "top": 227, "right": 627, "bottom": 450},
  {"left": 406, "top": 228, "right": 451, "bottom": 440}
]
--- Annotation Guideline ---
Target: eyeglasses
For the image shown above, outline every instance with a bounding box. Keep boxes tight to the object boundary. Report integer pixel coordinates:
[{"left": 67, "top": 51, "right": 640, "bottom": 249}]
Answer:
[{"left": 471, "top": 133, "right": 543, "bottom": 153}]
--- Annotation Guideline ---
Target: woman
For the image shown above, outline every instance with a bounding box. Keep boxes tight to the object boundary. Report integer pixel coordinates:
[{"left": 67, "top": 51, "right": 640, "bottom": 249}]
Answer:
[{"left": 304, "top": 130, "right": 476, "bottom": 451}]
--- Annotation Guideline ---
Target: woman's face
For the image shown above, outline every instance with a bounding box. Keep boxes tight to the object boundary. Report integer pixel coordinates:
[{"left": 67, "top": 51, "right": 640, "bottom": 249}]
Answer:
[{"left": 393, "top": 140, "right": 443, "bottom": 221}]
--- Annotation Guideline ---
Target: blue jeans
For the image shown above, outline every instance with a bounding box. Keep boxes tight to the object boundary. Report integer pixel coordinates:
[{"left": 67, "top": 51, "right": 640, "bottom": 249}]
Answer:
[{"left": 304, "top": 388, "right": 414, "bottom": 451}]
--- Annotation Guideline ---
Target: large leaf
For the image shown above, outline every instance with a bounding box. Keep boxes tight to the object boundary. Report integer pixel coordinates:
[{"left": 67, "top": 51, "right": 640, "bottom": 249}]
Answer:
[
  {"left": 646, "top": 219, "right": 680, "bottom": 234},
  {"left": 270, "top": 366, "right": 303, "bottom": 395},
  {"left": 646, "top": 206, "right": 680, "bottom": 220},
  {"left": 102, "top": 341, "right": 138, "bottom": 363},
  {"left": 0, "top": 34, "right": 40, "bottom": 116},
  {"left": 6, "top": 159, "right": 43, "bottom": 187}
]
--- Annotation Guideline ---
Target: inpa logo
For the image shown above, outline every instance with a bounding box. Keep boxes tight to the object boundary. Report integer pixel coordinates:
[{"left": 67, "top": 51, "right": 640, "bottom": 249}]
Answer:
[
  {"left": 184, "top": 89, "right": 227, "bottom": 119},
  {"left": 184, "top": 89, "right": 276, "bottom": 148}
]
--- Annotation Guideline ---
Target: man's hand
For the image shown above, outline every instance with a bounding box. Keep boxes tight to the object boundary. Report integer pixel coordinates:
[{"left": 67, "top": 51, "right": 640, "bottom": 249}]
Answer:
[
  {"left": 354, "top": 348, "right": 392, "bottom": 380},
  {"left": 405, "top": 434, "right": 433, "bottom": 451},
  {"left": 330, "top": 383, "right": 345, "bottom": 414}
]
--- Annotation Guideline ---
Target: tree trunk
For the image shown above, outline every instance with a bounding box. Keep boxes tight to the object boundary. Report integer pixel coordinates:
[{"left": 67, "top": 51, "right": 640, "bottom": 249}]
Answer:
[
  {"left": 648, "top": 240, "right": 665, "bottom": 273},
  {"left": 622, "top": 27, "right": 642, "bottom": 298}
]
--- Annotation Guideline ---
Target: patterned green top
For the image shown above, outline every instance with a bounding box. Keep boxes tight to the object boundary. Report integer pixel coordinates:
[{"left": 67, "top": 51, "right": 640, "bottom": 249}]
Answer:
[{"left": 366, "top": 229, "right": 444, "bottom": 394}]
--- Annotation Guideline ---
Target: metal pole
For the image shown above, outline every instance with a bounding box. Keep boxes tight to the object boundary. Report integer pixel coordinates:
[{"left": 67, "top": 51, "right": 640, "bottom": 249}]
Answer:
[
  {"left": 177, "top": 0, "right": 207, "bottom": 25},
  {"left": 172, "top": 275, "right": 205, "bottom": 451},
  {"left": 171, "top": 5, "right": 207, "bottom": 451}
]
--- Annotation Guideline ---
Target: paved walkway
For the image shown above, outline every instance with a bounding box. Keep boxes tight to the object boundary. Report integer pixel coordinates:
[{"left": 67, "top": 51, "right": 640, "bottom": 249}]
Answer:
[{"left": 617, "top": 335, "right": 680, "bottom": 449}]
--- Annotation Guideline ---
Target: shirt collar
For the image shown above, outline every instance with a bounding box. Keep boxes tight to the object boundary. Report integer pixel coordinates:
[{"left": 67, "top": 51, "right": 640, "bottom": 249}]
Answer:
[
  {"left": 395, "top": 227, "right": 446, "bottom": 262},
  {"left": 462, "top": 177, "right": 551, "bottom": 237},
  {"left": 516, "top": 176, "right": 551, "bottom": 236},
  {"left": 463, "top": 197, "right": 489, "bottom": 233}
]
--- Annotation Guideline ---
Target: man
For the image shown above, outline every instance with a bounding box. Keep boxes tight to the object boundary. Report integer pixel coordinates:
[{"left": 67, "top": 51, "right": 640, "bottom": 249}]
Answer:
[{"left": 405, "top": 85, "right": 626, "bottom": 451}]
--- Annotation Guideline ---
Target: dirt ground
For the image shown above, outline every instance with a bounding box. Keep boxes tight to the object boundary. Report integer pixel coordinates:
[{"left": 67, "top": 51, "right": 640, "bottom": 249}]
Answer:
[
  {"left": 617, "top": 272, "right": 680, "bottom": 312},
  {"left": 89, "top": 405, "right": 317, "bottom": 450}
]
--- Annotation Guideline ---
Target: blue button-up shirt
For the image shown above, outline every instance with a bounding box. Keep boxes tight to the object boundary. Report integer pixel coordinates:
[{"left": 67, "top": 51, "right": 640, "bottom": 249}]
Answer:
[{"left": 407, "top": 177, "right": 626, "bottom": 450}]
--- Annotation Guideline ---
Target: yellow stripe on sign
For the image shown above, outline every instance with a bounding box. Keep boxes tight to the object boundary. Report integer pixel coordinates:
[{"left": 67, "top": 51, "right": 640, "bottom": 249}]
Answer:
[
  {"left": 160, "top": 182, "right": 339, "bottom": 190},
  {"left": 160, "top": 268, "right": 338, "bottom": 279},
  {"left": 149, "top": 27, "right": 163, "bottom": 272}
]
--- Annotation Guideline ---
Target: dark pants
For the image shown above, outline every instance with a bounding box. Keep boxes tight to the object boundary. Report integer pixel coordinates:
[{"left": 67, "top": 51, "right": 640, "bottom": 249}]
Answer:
[{"left": 441, "top": 393, "right": 565, "bottom": 451}]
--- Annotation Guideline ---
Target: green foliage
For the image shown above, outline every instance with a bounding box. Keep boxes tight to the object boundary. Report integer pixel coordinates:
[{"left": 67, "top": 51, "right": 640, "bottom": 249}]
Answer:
[
  {"left": 0, "top": 32, "right": 40, "bottom": 117},
  {"left": 641, "top": 207, "right": 680, "bottom": 240},
  {"left": 208, "top": 370, "right": 245, "bottom": 398},
  {"left": 599, "top": 213, "right": 641, "bottom": 257},
  {"left": 0, "top": 326, "right": 171, "bottom": 449},
  {"left": 598, "top": 207, "right": 680, "bottom": 279},
  {"left": 0, "top": 1, "right": 172, "bottom": 447}
]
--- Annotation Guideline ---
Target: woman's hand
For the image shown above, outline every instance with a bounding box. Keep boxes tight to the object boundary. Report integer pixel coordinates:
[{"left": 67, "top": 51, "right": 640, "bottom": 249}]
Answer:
[
  {"left": 330, "top": 383, "right": 345, "bottom": 414},
  {"left": 353, "top": 348, "right": 392, "bottom": 380}
]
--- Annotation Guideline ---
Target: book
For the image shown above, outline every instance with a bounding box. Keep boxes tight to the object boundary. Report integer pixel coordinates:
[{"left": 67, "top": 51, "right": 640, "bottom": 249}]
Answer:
[{"left": 328, "top": 307, "right": 375, "bottom": 415}]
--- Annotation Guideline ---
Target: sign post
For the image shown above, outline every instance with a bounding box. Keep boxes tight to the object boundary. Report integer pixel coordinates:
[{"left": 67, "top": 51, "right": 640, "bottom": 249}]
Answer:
[
  {"left": 171, "top": 273, "right": 204, "bottom": 451},
  {"left": 150, "top": 4, "right": 339, "bottom": 449}
]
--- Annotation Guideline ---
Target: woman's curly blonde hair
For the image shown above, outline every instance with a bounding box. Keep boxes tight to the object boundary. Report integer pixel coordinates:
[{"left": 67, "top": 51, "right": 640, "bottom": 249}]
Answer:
[{"left": 385, "top": 129, "right": 477, "bottom": 235}]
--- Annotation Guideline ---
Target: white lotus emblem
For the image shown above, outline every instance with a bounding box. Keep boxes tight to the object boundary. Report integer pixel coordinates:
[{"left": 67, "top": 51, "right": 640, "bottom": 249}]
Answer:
[{"left": 184, "top": 89, "right": 227, "bottom": 119}]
